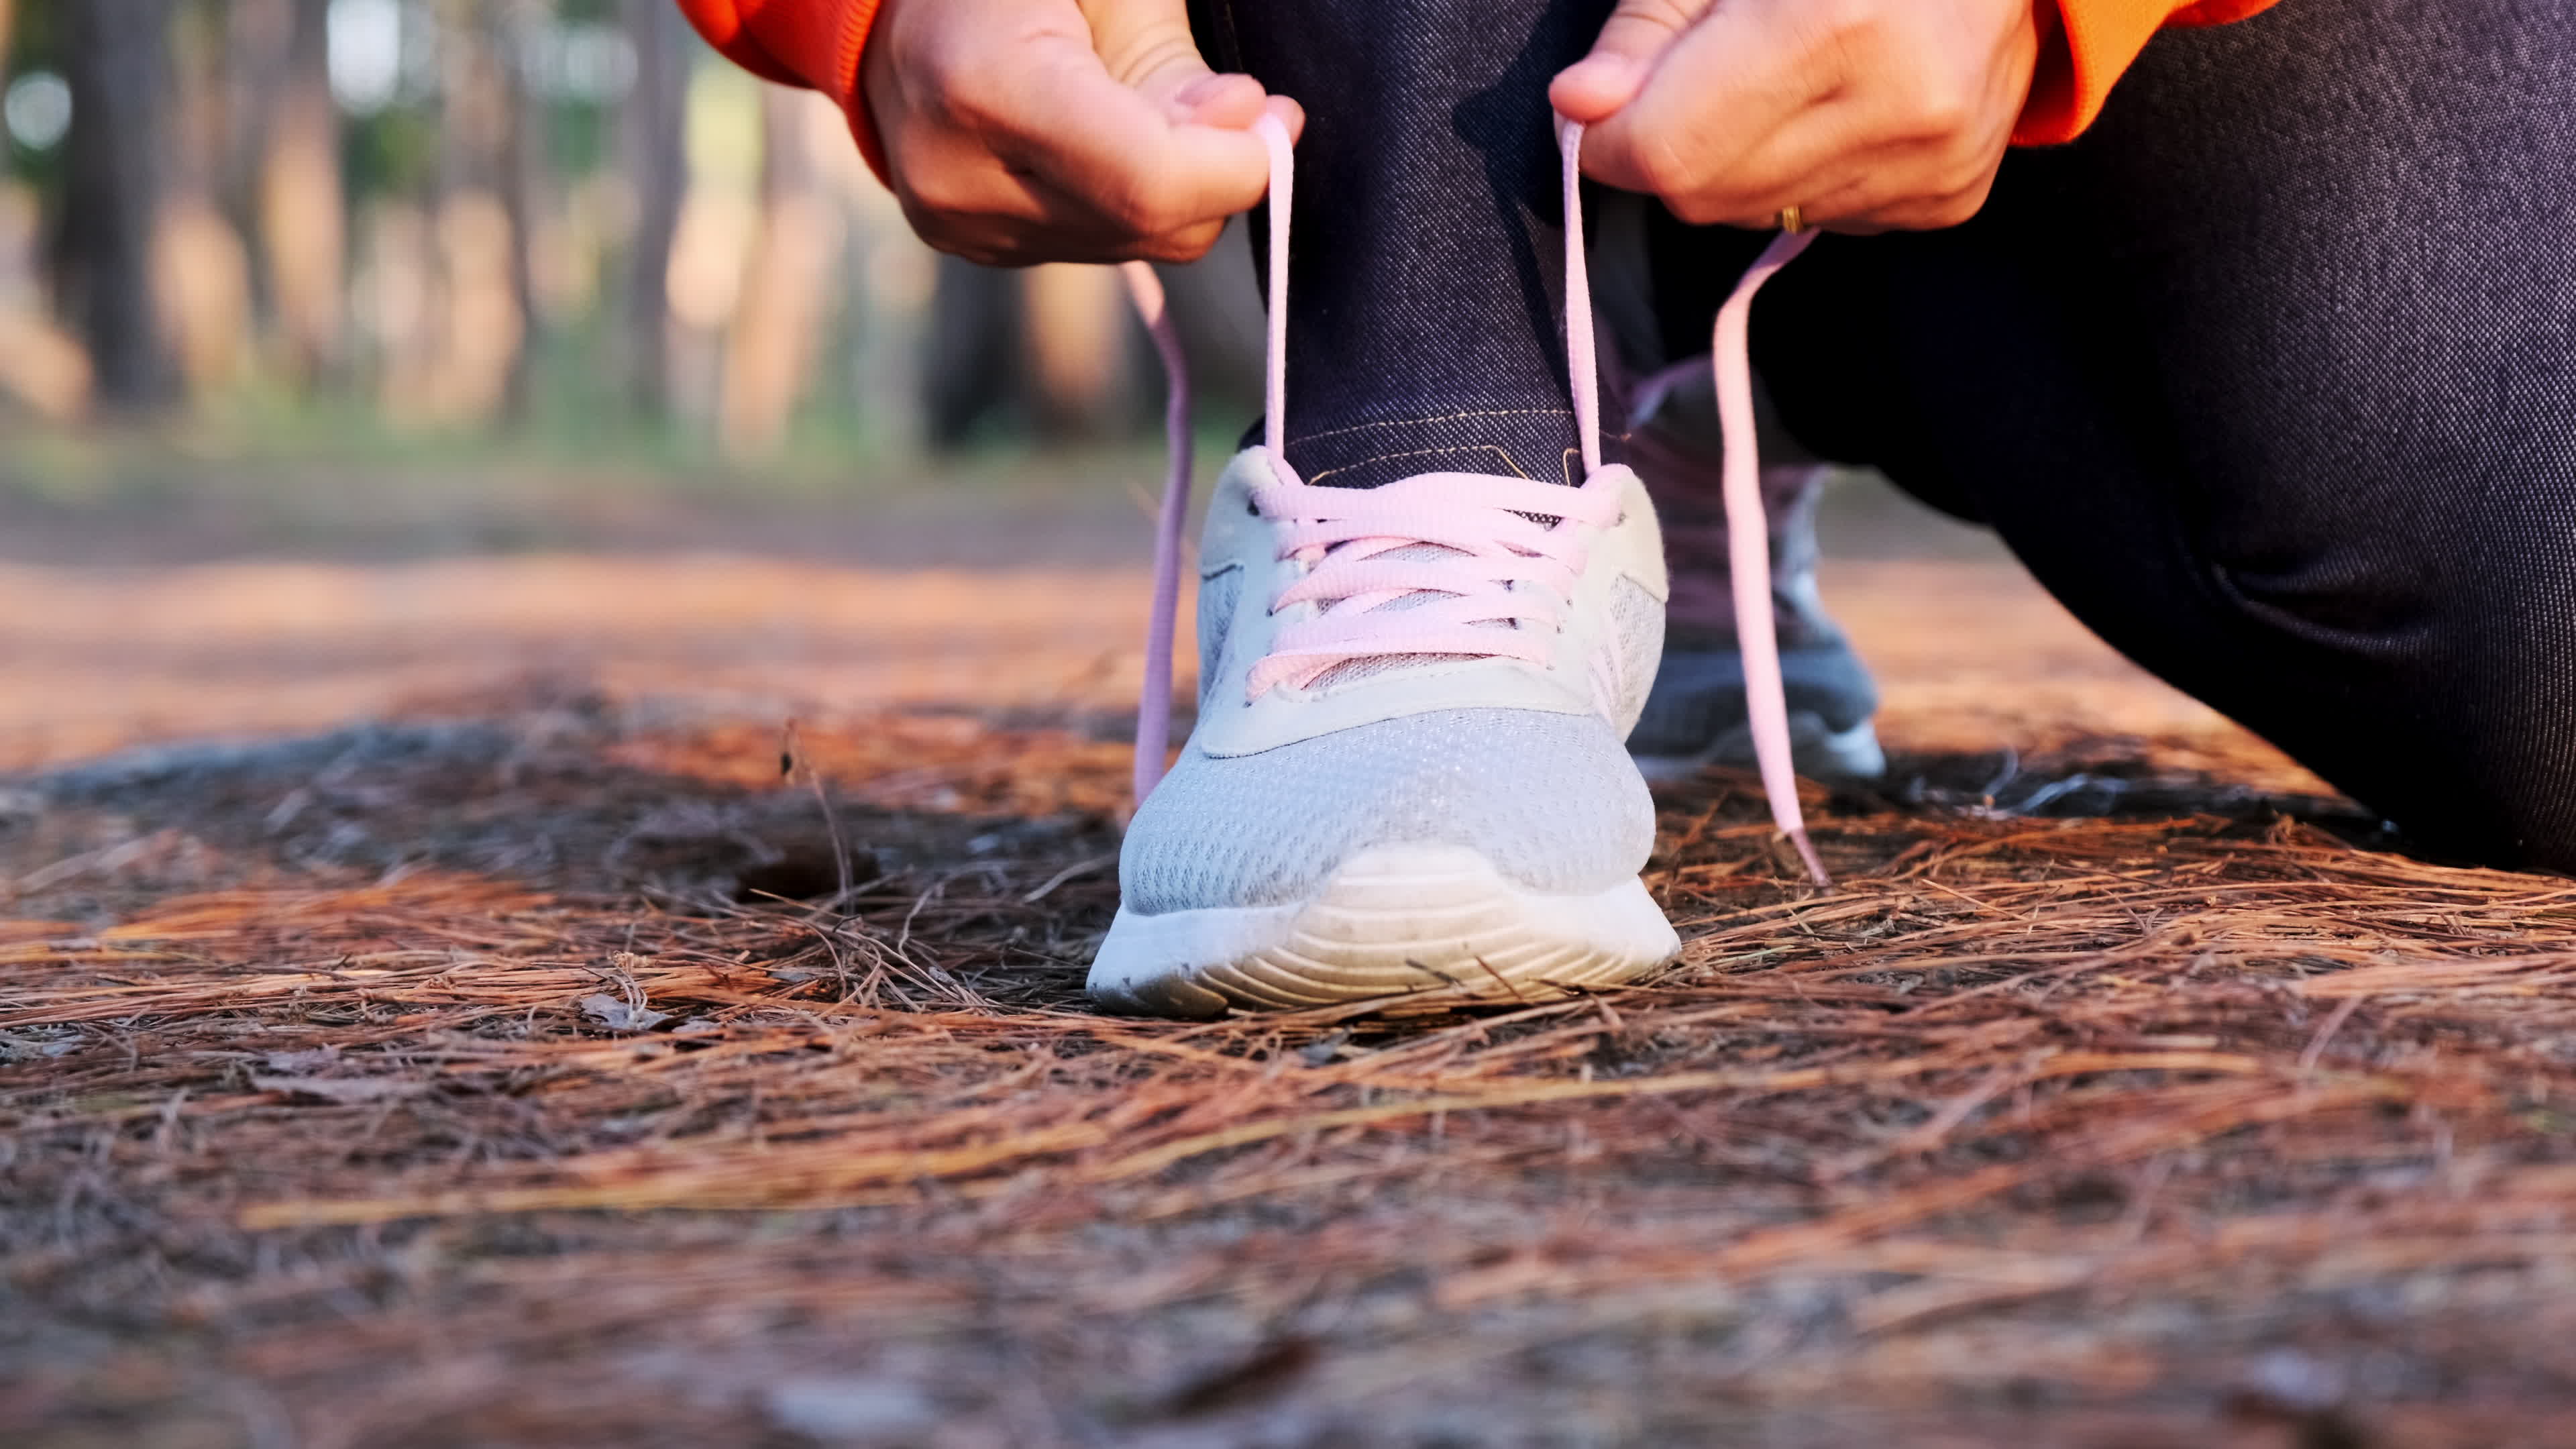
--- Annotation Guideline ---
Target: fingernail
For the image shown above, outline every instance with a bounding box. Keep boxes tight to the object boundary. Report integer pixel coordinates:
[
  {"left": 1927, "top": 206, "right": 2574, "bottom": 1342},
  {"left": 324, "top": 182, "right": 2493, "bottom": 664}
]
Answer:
[
  {"left": 1549, "top": 59, "right": 1627, "bottom": 119},
  {"left": 1174, "top": 74, "right": 1230, "bottom": 109},
  {"left": 1563, "top": 54, "right": 1639, "bottom": 91}
]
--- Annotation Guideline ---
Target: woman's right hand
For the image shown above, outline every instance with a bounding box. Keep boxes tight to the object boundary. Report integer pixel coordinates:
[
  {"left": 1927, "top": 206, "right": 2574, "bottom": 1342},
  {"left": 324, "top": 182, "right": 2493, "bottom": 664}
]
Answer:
[{"left": 861, "top": 0, "right": 1301, "bottom": 265}]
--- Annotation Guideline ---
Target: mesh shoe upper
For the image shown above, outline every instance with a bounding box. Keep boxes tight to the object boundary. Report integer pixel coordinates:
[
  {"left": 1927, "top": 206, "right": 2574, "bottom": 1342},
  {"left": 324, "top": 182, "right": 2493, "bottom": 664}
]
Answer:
[{"left": 1120, "top": 706, "right": 1656, "bottom": 916}]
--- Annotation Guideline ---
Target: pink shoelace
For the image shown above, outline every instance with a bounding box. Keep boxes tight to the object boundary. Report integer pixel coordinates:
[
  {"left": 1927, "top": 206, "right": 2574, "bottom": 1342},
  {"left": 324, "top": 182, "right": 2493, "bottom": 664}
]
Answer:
[{"left": 1120, "top": 113, "right": 1831, "bottom": 886}]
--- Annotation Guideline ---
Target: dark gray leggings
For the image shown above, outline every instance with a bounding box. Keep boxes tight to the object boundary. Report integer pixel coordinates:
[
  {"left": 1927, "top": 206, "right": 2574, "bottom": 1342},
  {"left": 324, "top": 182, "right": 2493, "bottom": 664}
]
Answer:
[{"left": 1199, "top": 0, "right": 2576, "bottom": 870}]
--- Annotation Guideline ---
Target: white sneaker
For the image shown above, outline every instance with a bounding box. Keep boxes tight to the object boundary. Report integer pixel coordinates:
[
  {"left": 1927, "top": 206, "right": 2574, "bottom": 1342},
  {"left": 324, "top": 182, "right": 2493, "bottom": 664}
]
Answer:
[
  {"left": 1091, "top": 113, "right": 1827, "bottom": 1017},
  {"left": 1087, "top": 446, "right": 1682, "bottom": 1016}
]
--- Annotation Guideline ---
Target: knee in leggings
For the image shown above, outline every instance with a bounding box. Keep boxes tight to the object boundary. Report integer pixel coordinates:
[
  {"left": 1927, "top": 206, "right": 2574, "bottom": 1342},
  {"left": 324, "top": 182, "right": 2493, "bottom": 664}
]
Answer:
[{"left": 2197, "top": 507, "right": 2576, "bottom": 873}]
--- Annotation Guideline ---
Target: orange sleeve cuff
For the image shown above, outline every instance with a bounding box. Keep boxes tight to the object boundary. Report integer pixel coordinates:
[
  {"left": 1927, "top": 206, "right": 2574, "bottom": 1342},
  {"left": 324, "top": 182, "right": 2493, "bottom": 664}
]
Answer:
[
  {"left": 674, "top": 0, "right": 890, "bottom": 182},
  {"left": 2016, "top": 0, "right": 2280, "bottom": 146}
]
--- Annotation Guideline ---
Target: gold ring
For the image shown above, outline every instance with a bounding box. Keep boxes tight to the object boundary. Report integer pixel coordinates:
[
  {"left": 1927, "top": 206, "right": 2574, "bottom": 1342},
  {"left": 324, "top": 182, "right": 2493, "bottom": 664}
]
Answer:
[{"left": 1776, "top": 205, "right": 1806, "bottom": 234}]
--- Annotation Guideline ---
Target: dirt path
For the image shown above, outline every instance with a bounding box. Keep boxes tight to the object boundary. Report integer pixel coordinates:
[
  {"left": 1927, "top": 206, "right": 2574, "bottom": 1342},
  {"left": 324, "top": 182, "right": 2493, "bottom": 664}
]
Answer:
[
  {"left": 0, "top": 547, "right": 2312, "bottom": 784},
  {"left": 13, "top": 535, "right": 2564, "bottom": 1449}
]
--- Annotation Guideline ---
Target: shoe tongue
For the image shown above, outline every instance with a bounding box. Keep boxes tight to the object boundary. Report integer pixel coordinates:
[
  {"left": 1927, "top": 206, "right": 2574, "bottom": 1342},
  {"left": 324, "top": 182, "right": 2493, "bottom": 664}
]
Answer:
[{"left": 1305, "top": 541, "right": 1508, "bottom": 690}]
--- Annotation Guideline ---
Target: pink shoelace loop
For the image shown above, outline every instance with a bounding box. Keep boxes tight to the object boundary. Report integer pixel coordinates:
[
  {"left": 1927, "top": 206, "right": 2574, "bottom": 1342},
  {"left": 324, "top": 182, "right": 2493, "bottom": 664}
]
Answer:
[
  {"left": 1122, "top": 112, "right": 1831, "bottom": 887},
  {"left": 1245, "top": 460, "right": 1627, "bottom": 697}
]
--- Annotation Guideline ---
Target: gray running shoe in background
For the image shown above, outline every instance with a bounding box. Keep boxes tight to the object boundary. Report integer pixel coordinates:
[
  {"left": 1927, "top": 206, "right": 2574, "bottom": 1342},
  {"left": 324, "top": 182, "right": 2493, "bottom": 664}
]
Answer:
[{"left": 1622, "top": 360, "right": 1886, "bottom": 782}]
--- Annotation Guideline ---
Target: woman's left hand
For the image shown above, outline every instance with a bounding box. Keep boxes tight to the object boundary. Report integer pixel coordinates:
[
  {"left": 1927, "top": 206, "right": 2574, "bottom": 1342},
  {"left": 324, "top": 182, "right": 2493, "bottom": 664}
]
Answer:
[{"left": 1550, "top": 0, "right": 2042, "bottom": 233}]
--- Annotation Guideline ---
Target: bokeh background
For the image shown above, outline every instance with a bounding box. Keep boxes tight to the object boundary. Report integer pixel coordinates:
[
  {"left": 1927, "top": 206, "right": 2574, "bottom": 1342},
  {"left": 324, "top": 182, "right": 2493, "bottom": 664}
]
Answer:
[
  {"left": 0, "top": 0, "right": 1356, "bottom": 773},
  {"left": 0, "top": 0, "right": 1263, "bottom": 517},
  {"left": 0, "top": 0, "right": 2277, "bottom": 788}
]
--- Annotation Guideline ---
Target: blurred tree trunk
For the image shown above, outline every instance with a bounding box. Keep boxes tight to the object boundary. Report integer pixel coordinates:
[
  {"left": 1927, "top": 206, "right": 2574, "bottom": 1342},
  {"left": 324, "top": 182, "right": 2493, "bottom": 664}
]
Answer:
[
  {"left": 218, "top": 0, "right": 290, "bottom": 319},
  {"left": 496, "top": 1, "right": 545, "bottom": 423},
  {"left": 416, "top": 0, "right": 521, "bottom": 426},
  {"left": 1160, "top": 221, "right": 1266, "bottom": 422},
  {"left": 154, "top": 0, "right": 254, "bottom": 392},
  {"left": 1022, "top": 263, "right": 1131, "bottom": 438},
  {"left": 922, "top": 258, "right": 1020, "bottom": 447},
  {"left": 56, "top": 0, "right": 177, "bottom": 413},
  {"left": 258, "top": 0, "right": 345, "bottom": 383},
  {"left": 0, "top": 0, "right": 93, "bottom": 421},
  {"left": 922, "top": 261, "right": 1138, "bottom": 445},
  {"left": 621, "top": 0, "right": 689, "bottom": 419},
  {"left": 718, "top": 89, "right": 841, "bottom": 458}
]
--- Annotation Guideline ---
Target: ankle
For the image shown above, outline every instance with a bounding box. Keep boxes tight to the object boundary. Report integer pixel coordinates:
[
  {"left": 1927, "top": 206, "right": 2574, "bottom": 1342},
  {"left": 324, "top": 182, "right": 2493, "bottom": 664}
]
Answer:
[{"left": 1279, "top": 405, "right": 1593, "bottom": 489}]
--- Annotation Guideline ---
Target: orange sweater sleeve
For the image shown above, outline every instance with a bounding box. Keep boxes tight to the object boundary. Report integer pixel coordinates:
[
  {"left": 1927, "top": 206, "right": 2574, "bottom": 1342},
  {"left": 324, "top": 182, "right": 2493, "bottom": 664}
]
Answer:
[
  {"left": 2018, "top": 0, "right": 2281, "bottom": 144},
  {"left": 676, "top": 0, "right": 888, "bottom": 178},
  {"left": 679, "top": 0, "right": 2286, "bottom": 173}
]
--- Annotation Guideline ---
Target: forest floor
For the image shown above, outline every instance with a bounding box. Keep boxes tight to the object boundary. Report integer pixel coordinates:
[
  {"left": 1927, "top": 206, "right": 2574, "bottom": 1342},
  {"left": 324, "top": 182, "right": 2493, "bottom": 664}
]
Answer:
[{"left": 5, "top": 460, "right": 2574, "bottom": 1448}]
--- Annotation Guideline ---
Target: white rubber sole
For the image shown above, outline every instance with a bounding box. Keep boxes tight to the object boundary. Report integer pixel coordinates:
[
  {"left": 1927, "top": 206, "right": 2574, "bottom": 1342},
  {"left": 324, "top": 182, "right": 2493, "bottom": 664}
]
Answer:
[{"left": 1086, "top": 843, "right": 1682, "bottom": 1018}]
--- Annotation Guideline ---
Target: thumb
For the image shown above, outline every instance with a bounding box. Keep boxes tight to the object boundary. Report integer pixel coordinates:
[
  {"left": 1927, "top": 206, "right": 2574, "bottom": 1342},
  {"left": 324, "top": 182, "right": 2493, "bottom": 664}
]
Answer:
[
  {"left": 1089, "top": 0, "right": 1271, "bottom": 129},
  {"left": 1550, "top": 0, "right": 1709, "bottom": 122}
]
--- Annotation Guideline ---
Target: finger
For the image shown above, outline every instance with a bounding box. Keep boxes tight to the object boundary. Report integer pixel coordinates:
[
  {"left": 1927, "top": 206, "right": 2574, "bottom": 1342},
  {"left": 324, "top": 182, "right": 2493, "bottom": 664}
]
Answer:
[
  {"left": 1644, "top": 99, "right": 1921, "bottom": 225},
  {"left": 1577, "top": 3, "right": 1833, "bottom": 200},
  {"left": 1086, "top": 0, "right": 1275, "bottom": 128},
  {"left": 1010, "top": 168, "right": 1249, "bottom": 260},
  {"left": 902, "top": 150, "right": 1228, "bottom": 263},
  {"left": 1642, "top": 66, "right": 2016, "bottom": 229},
  {"left": 900, "top": 103, "right": 1293, "bottom": 264},
  {"left": 992, "top": 34, "right": 1280, "bottom": 240},
  {"left": 1683, "top": 125, "right": 2002, "bottom": 233},
  {"left": 1259, "top": 93, "right": 1306, "bottom": 146},
  {"left": 1812, "top": 125, "right": 2012, "bottom": 231},
  {"left": 1819, "top": 164, "right": 2000, "bottom": 232},
  {"left": 933, "top": 216, "right": 1232, "bottom": 267},
  {"left": 918, "top": 111, "right": 1281, "bottom": 266},
  {"left": 1167, "top": 72, "right": 1270, "bottom": 127},
  {"left": 1135, "top": 217, "right": 1235, "bottom": 264},
  {"left": 1550, "top": 0, "right": 1708, "bottom": 122}
]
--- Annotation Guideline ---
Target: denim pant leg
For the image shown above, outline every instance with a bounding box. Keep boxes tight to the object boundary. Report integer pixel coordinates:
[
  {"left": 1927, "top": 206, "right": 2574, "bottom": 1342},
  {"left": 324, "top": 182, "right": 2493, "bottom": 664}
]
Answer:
[
  {"left": 1191, "top": 0, "right": 1617, "bottom": 489},
  {"left": 1695, "top": 0, "right": 2576, "bottom": 867}
]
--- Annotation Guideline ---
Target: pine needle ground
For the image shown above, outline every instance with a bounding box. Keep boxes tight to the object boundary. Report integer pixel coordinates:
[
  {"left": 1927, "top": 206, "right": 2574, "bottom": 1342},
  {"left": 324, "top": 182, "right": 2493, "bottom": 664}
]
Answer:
[{"left": 2, "top": 549, "right": 2571, "bottom": 1448}]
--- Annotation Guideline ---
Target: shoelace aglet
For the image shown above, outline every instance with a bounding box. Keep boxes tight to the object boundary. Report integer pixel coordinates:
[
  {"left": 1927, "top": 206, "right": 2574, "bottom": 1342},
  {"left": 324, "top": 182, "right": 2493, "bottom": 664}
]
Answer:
[{"left": 1786, "top": 826, "right": 1832, "bottom": 888}]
